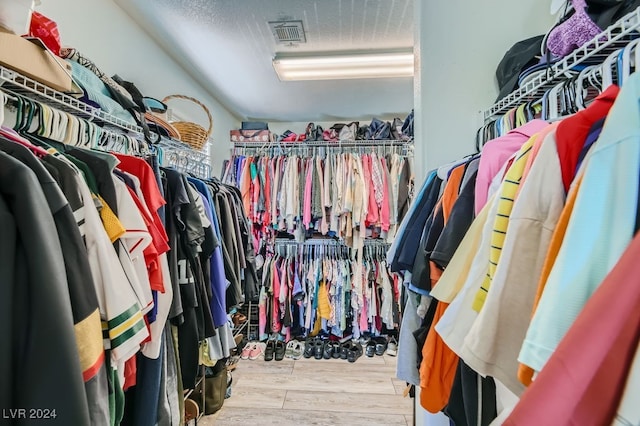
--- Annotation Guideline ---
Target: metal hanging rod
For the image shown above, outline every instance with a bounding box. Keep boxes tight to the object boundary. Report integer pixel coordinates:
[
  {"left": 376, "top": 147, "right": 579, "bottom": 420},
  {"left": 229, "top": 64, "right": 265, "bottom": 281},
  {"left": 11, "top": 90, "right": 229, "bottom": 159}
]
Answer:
[
  {"left": 0, "top": 66, "right": 143, "bottom": 134},
  {"left": 273, "top": 238, "right": 390, "bottom": 247},
  {"left": 483, "top": 7, "right": 640, "bottom": 120},
  {"left": 158, "top": 137, "right": 211, "bottom": 179},
  {"left": 0, "top": 65, "right": 212, "bottom": 177},
  {"left": 232, "top": 138, "right": 412, "bottom": 148}
]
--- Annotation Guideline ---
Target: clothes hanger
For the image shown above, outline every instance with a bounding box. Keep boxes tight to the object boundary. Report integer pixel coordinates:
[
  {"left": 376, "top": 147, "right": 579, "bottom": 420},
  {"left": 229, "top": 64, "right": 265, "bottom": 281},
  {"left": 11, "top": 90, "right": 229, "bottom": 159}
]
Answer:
[{"left": 601, "top": 49, "right": 621, "bottom": 89}]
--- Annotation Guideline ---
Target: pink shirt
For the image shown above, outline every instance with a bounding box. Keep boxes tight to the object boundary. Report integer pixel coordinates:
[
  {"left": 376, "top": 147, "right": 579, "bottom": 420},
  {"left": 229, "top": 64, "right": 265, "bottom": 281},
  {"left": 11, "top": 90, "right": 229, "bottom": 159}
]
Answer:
[
  {"left": 474, "top": 119, "right": 549, "bottom": 214},
  {"left": 380, "top": 156, "right": 391, "bottom": 232},
  {"left": 302, "top": 158, "right": 313, "bottom": 229},
  {"left": 365, "top": 155, "right": 379, "bottom": 226}
]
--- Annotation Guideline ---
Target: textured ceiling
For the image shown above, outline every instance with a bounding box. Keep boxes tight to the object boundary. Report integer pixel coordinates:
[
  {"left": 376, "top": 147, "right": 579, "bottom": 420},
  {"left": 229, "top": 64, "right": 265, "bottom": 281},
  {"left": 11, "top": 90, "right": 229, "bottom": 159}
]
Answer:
[{"left": 114, "top": 0, "right": 414, "bottom": 122}]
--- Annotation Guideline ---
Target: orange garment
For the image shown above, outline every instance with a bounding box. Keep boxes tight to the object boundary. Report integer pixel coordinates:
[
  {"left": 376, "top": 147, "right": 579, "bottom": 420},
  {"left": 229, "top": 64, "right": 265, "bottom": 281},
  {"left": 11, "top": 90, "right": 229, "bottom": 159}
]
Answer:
[
  {"left": 240, "top": 156, "right": 252, "bottom": 219},
  {"left": 441, "top": 165, "right": 466, "bottom": 221},
  {"left": 519, "top": 122, "right": 559, "bottom": 192},
  {"left": 518, "top": 173, "right": 584, "bottom": 386},
  {"left": 419, "top": 164, "right": 465, "bottom": 412}
]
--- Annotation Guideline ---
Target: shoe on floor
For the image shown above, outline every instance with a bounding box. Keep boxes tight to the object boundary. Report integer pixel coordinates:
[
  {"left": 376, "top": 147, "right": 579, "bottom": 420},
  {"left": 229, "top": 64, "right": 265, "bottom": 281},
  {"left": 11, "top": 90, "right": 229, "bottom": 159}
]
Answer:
[
  {"left": 303, "top": 339, "right": 315, "bottom": 359},
  {"left": 347, "top": 342, "right": 363, "bottom": 363},
  {"left": 249, "top": 342, "right": 265, "bottom": 360},
  {"left": 264, "top": 340, "right": 276, "bottom": 362},
  {"left": 285, "top": 340, "right": 297, "bottom": 358},
  {"left": 375, "top": 336, "right": 388, "bottom": 356},
  {"left": 240, "top": 342, "right": 253, "bottom": 360},
  {"left": 274, "top": 340, "right": 286, "bottom": 361},
  {"left": 330, "top": 342, "right": 342, "bottom": 359},
  {"left": 340, "top": 341, "right": 353, "bottom": 360},
  {"left": 291, "top": 341, "right": 304, "bottom": 360},
  {"left": 386, "top": 337, "right": 398, "bottom": 357},
  {"left": 314, "top": 339, "right": 325, "bottom": 360},
  {"left": 323, "top": 341, "right": 335, "bottom": 359},
  {"left": 365, "top": 340, "right": 376, "bottom": 357}
]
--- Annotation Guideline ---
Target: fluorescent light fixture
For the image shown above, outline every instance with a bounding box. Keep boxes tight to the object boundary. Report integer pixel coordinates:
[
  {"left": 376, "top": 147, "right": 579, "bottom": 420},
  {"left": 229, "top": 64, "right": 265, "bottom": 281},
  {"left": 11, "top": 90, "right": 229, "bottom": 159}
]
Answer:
[{"left": 272, "top": 51, "right": 414, "bottom": 81}]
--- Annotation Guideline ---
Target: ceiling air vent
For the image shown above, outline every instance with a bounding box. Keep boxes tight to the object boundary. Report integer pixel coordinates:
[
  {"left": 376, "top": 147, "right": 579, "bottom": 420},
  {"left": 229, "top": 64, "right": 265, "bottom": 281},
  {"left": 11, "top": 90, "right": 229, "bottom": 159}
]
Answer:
[{"left": 269, "top": 20, "right": 306, "bottom": 44}]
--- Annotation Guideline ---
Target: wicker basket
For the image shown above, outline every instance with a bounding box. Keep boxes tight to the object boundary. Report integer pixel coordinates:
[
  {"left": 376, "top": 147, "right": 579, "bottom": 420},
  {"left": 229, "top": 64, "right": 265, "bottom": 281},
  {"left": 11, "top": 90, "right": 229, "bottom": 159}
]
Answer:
[{"left": 163, "top": 94, "right": 213, "bottom": 150}]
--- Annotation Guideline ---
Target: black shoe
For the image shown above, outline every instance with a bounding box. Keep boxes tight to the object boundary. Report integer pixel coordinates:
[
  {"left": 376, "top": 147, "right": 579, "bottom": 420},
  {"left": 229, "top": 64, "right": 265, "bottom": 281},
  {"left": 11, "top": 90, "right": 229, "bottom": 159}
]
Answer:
[
  {"left": 314, "top": 339, "right": 325, "bottom": 360},
  {"left": 331, "top": 342, "right": 342, "bottom": 359},
  {"left": 347, "top": 342, "right": 363, "bottom": 363},
  {"left": 323, "top": 341, "right": 334, "bottom": 359},
  {"left": 365, "top": 340, "right": 376, "bottom": 357},
  {"left": 274, "top": 340, "right": 286, "bottom": 361},
  {"left": 375, "top": 337, "right": 388, "bottom": 356},
  {"left": 264, "top": 340, "right": 275, "bottom": 362},
  {"left": 340, "top": 341, "right": 353, "bottom": 360},
  {"left": 303, "top": 339, "right": 315, "bottom": 359}
]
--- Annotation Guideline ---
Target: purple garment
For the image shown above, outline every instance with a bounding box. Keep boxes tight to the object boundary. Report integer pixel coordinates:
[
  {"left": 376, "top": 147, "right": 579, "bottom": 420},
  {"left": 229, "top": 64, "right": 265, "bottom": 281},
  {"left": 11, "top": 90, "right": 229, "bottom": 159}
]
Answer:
[
  {"left": 547, "top": 0, "right": 602, "bottom": 57},
  {"left": 196, "top": 189, "right": 228, "bottom": 327},
  {"left": 575, "top": 117, "right": 605, "bottom": 174}
]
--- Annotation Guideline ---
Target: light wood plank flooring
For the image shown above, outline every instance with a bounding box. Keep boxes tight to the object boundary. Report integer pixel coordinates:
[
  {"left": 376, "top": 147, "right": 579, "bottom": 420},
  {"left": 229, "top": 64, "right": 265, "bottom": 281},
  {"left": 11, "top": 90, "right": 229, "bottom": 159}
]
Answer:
[{"left": 198, "top": 350, "right": 413, "bottom": 426}]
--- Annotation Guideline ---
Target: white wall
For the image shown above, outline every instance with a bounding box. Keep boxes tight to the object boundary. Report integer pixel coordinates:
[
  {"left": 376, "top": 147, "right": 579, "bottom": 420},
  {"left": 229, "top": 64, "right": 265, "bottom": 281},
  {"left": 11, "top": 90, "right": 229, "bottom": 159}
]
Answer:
[
  {"left": 413, "top": 0, "right": 556, "bottom": 185},
  {"left": 36, "top": 0, "right": 240, "bottom": 175},
  {"left": 412, "top": 1, "right": 555, "bottom": 424}
]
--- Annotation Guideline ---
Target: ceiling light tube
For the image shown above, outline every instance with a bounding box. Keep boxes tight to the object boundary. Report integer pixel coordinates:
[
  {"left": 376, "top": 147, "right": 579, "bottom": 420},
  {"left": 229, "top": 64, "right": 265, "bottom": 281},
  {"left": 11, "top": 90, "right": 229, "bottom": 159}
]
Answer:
[{"left": 273, "top": 51, "right": 414, "bottom": 81}]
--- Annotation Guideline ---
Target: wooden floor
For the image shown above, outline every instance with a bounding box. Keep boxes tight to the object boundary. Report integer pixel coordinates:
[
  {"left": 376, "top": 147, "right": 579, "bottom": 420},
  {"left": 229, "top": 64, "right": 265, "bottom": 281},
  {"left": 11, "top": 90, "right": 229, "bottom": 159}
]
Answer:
[{"left": 199, "top": 351, "right": 413, "bottom": 426}]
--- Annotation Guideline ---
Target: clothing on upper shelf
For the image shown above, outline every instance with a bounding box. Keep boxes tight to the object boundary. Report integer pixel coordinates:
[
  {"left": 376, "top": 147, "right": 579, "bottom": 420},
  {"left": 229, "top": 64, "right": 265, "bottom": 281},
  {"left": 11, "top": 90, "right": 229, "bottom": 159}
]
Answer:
[
  {"left": 391, "top": 72, "right": 640, "bottom": 424},
  {"left": 0, "top": 121, "right": 253, "bottom": 426}
]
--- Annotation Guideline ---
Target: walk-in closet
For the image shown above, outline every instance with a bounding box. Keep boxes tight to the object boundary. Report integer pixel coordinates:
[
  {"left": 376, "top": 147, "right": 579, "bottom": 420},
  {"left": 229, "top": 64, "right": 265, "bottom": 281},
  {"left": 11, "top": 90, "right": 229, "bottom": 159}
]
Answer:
[{"left": 0, "top": 0, "right": 639, "bottom": 425}]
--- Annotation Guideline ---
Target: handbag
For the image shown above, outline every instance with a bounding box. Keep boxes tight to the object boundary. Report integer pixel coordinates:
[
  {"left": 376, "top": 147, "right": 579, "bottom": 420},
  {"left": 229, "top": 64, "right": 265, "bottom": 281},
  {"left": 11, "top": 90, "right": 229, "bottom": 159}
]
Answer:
[
  {"left": 357, "top": 124, "right": 369, "bottom": 140},
  {"left": 193, "top": 361, "right": 227, "bottom": 415},
  {"left": 390, "top": 118, "right": 403, "bottom": 140},
  {"left": 230, "top": 129, "right": 271, "bottom": 142},
  {"left": 241, "top": 121, "right": 269, "bottom": 130},
  {"left": 401, "top": 110, "right": 414, "bottom": 139},
  {"left": 365, "top": 118, "right": 391, "bottom": 140},
  {"left": 338, "top": 121, "right": 359, "bottom": 141}
]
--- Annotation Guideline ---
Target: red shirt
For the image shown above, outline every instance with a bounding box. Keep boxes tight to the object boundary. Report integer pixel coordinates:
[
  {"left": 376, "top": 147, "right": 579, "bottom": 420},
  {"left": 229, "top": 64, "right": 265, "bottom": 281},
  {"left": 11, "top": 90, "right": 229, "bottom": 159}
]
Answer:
[
  {"left": 554, "top": 85, "right": 619, "bottom": 192},
  {"left": 114, "top": 154, "right": 168, "bottom": 243}
]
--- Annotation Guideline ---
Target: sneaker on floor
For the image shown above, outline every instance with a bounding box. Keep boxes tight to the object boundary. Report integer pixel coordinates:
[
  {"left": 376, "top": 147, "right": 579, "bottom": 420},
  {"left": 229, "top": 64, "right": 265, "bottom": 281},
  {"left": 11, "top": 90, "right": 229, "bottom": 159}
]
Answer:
[
  {"left": 291, "top": 341, "right": 304, "bottom": 360},
  {"left": 285, "top": 340, "right": 297, "bottom": 359},
  {"left": 274, "top": 340, "right": 286, "bottom": 361},
  {"left": 264, "top": 340, "right": 276, "bottom": 362},
  {"left": 240, "top": 342, "right": 253, "bottom": 360},
  {"left": 386, "top": 337, "right": 398, "bottom": 357},
  {"left": 347, "top": 342, "right": 363, "bottom": 363},
  {"left": 249, "top": 342, "right": 265, "bottom": 360}
]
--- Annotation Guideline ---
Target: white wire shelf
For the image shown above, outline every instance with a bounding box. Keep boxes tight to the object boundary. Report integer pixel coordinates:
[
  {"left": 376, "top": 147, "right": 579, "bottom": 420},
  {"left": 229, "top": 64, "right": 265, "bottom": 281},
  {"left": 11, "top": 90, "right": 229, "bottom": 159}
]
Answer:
[
  {"left": 0, "top": 65, "right": 143, "bottom": 134},
  {"left": 232, "top": 138, "right": 413, "bottom": 148},
  {"left": 158, "top": 136, "right": 212, "bottom": 178},
  {"left": 484, "top": 7, "right": 640, "bottom": 121}
]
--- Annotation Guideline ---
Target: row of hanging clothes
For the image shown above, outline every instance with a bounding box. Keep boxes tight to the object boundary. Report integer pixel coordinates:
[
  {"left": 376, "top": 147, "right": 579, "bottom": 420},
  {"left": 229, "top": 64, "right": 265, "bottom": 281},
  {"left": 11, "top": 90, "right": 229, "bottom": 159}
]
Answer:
[
  {"left": 390, "top": 48, "right": 640, "bottom": 426},
  {"left": 476, "top": 37, "right": 640, "bottom": 148},
  {"left": 257, "top": 239, "right": 401, "bottom": 341},
  {"left": 0, "top": 87, "right": 250, "bottom": 426},
  {"left": 221, "top": 142, "right": 414, "bottom": 249}
]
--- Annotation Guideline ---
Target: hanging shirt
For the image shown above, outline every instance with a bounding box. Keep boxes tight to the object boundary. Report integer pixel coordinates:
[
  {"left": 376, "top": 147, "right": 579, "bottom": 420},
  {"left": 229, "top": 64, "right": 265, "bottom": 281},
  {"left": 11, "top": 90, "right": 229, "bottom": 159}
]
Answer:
[
  {"left": 473, "top": 134, "right": 538, "bottom": 312},
  {"left": 474, "top": 119, "right": 548, "bottom": 214},
  {"left": 519, "top": 72, "right": 640, "bottom": 374},
  {"left": 554, "top": 85, "right": 619, "bottom": 193},
  {"left": 461, "top": 128, "right": 564, "bottom": 395},
  {"left": 505, "top": 230, "right": 640, "bottom": 426}
]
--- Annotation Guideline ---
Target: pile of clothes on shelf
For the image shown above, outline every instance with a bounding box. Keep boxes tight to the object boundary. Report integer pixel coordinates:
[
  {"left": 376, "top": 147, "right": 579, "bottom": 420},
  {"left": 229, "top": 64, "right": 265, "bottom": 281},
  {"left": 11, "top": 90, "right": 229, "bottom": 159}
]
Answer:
[{"left": 229, "top": 111, "right": 415, "bottom": 143}]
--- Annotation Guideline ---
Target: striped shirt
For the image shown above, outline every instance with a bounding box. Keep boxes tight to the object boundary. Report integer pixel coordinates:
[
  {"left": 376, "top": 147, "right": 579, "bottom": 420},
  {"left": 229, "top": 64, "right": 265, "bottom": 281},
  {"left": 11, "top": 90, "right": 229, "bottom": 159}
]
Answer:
[{"left": 473, "top": 135, "right": 537, "bottom": 312}]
